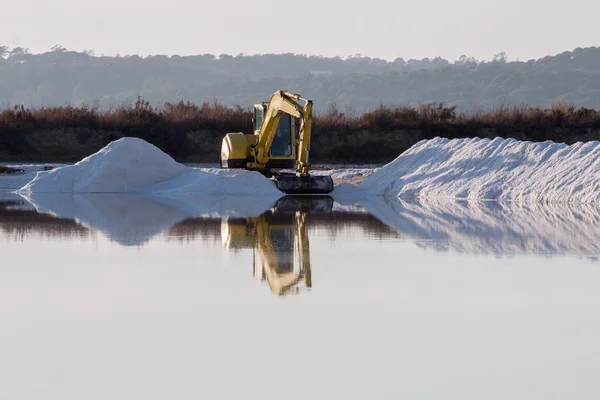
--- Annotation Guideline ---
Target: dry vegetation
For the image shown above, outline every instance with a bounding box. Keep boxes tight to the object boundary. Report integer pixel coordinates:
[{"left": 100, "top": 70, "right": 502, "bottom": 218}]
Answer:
[
  {"left": 319, "top": 102, "right": 600, "bottom": 129},
  {"left": 0, "top": 98, "right": 251, "bottom": 135},
  {"left": 1, "top": 98, "right": 600, "bottom": 163}
]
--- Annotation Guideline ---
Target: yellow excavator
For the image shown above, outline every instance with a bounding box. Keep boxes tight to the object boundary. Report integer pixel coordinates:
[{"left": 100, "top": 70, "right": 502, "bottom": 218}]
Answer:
[
  {"left": 222, "top": 196, "right": 333, "bottom": 296},
  {"left": 220, "top": 90, "right": 334, "bottom": 194}
]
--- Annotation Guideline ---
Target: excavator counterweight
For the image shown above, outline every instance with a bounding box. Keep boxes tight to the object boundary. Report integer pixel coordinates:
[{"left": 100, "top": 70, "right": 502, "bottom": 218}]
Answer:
[{"left": 220, "top": 90, "right": 333, "bottom": 195}]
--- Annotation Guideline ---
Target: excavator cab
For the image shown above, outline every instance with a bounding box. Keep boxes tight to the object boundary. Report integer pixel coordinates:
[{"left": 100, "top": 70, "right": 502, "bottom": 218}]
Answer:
[{"left": 252, "top": 103, "right": 296, "bottom": 167}]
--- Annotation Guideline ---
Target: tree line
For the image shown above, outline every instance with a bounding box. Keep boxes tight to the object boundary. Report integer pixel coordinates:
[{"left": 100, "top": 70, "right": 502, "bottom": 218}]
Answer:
[{"left": 1, "top": 46, "right": 599, "bottom": 112}]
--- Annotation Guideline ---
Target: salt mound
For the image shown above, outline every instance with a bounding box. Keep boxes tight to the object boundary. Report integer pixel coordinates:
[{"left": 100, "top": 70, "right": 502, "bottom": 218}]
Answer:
[
  {"left": 19, "top": 138, "right": 186, "bottom": 193},
  {"left": 359, "top": 137, "right": 600, "bottom": 203},
  {"left": 18, "top": 137, "right": 281, "bottom": 196}
]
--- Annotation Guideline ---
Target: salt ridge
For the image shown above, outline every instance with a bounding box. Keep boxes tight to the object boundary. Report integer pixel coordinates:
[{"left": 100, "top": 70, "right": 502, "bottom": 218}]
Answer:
[{"left": 358, "top": 137, "right": 600, "bottom": 203}]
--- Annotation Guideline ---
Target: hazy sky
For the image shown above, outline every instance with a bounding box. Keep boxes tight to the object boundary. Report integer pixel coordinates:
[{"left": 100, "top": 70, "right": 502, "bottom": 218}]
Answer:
[{"left": 3, "top": 0, "right": 599, "bottom": 61}]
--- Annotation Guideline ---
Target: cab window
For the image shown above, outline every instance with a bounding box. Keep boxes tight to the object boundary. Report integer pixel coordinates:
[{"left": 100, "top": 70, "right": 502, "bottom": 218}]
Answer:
[
  {"left": 253, "top": 106, "right": 264, "bottom": 132},
  {"left": 271, "top": 113, "right": 292, "bottom": 157}
]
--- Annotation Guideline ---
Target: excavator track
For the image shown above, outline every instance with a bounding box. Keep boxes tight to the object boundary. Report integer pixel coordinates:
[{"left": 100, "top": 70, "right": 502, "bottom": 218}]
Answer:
[{"left": 270, "top": 173, "right": 334, "bottom": 195}]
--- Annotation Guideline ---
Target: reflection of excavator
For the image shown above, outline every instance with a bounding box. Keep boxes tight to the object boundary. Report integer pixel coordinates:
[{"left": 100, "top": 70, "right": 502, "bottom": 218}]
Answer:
[
  {"left": 222, "top": 196, "right": 333, "bottom": 296},
  {"left": 220, "top": 90, "right": 334, "bottom": 194}
]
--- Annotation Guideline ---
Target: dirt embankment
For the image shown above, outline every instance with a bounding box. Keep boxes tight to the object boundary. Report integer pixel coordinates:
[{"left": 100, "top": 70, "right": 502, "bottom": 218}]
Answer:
[
  {"left": 0, "top": 128, "right": 222, "bottom": 163},
  {"left": 2, "top": 102, "right": 600, "bottom": 163},
  {"left": 2, "top": 126, "right": 600, "bottom": 164}
]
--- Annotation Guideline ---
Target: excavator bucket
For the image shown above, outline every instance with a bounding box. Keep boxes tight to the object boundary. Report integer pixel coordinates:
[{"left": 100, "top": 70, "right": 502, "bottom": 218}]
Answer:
[{"left": 272, "top": 174, "right": 334, "bottom": 195}]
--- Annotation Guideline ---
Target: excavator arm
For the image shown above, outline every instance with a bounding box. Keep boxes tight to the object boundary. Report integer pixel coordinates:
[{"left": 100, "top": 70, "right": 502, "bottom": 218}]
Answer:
[{"left": 248, "top": 90, "right": 312, "bottom": 176}]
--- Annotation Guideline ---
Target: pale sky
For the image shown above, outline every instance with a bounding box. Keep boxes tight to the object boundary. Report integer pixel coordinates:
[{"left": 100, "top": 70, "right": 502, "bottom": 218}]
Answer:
[{"left": 2, "top": 0, "right": 599, "bottom": 61}]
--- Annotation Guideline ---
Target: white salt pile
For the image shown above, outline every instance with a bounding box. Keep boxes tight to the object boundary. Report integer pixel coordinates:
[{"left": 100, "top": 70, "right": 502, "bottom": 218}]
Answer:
[
  {"left": 18, "top": 138, "right": 282, "bottom": 196},
  {"left": 310, "top": 168, "right": 376, "bottom": 185},
  {"left": 358, "top": 137, "right": 600, "bottom": 203}
]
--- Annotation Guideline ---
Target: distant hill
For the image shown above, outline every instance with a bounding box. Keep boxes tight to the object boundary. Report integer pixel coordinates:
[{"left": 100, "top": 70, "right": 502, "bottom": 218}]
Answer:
[{"left": 1, "top": 46, "right": 599, "bottom": 112}]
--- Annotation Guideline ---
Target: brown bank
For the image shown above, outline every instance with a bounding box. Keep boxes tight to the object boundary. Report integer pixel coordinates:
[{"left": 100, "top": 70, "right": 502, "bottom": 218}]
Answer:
[{"left": 1, "top": 100, "right": 600, "bottom": 164}]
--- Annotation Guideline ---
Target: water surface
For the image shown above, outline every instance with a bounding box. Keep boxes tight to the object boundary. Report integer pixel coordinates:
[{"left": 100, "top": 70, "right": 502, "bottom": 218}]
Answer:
[{"left": 1, "top": 194, "right": 599, "bottom": 399}]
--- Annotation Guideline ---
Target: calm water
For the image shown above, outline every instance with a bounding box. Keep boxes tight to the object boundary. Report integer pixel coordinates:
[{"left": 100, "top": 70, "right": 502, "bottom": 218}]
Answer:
[{"left": 1, "top": 193, "right": 600, "bottom": 399}]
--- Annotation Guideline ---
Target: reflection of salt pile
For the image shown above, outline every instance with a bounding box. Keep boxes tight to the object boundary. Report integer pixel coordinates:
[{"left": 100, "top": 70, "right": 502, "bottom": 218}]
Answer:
[
  {"left": 18, "top": 138, "right": 281, "bottom": 196},
  {"left": 340, "top": 196, "right": 600, "bottom": 255},
  {"left": 358, "top": 137, "right": 600, "bottom": 203},
  {"left": 20, "top": 193, "right": 278, "bottom": 246}
]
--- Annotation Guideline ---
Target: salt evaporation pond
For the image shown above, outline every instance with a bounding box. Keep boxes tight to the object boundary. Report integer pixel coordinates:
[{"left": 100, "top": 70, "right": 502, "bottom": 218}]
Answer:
[{"left": 2, "top": 136, "right": 600, "bottom": 399}]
